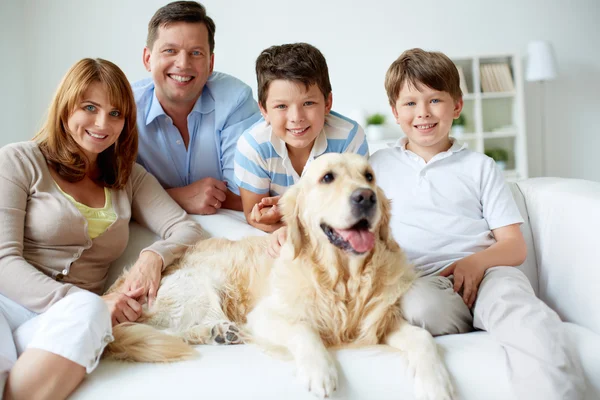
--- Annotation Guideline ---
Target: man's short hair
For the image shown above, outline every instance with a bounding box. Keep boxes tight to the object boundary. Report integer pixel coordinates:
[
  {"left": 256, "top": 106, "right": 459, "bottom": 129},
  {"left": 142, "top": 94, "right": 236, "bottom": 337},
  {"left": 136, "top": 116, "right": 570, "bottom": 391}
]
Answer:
[
  {"left": 255, "top": 43, "right": 332, "bottom": 109},
  {"left": 385, "top": 48, "right": 462, "bottom": 106},
  {"left": 147, "top": 1, "right": 216, "bottom": 54}
]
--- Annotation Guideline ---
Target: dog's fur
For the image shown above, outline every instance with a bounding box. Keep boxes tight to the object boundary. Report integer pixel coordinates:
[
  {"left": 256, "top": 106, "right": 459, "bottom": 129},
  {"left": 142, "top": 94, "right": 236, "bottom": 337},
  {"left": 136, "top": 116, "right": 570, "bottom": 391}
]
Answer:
[{"left": 105, "top": 153, "right": 454, "bottom": 399}]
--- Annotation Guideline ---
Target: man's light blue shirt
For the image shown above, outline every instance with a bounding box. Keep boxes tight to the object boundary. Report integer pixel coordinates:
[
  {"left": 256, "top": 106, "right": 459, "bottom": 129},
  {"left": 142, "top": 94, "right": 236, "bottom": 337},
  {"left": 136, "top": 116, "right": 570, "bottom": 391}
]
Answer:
[{"left": 133, "top": 71, "right": 261, "bottom": 195}]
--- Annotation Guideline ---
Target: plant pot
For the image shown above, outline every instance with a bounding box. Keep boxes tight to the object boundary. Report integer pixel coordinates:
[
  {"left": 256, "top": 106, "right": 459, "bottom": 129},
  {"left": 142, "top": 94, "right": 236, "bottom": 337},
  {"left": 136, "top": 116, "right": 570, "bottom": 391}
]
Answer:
[{"left": 366, "top": 125, "right": 386, "bottom": 141}]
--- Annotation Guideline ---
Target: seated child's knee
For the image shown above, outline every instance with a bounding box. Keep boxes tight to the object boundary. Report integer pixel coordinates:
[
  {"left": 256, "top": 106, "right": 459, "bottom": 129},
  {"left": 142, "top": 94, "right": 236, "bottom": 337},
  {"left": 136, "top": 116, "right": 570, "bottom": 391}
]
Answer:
[
  {"left": 401, "top": 275, "right": 473, "bottom": 335},
  {"left": 401, "top": 276, "right": 458, "bottom": 320}
]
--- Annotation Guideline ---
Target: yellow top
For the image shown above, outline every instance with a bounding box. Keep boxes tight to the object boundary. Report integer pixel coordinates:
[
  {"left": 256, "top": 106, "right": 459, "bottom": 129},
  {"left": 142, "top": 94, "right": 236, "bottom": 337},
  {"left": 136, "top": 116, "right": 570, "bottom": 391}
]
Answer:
[{"left": 55, "top": 185, "right": 117, "bottom": 239}]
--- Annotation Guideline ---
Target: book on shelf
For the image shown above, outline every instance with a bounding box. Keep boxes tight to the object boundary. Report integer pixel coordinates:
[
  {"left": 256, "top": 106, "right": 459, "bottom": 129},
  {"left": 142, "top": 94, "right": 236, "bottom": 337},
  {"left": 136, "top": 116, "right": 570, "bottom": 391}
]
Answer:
[
  {"left": 456, "top": 65, "right": 469, "bottom": 94},
  {"left": 480, "top": 63, "right": 514, "bottom": 93}
]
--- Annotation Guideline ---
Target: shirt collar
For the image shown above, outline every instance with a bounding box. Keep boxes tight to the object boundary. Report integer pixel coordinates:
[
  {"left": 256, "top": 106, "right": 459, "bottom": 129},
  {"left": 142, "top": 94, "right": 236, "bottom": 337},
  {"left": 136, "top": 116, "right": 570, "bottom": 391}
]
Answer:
[
  {"left": 269, "top": 128, "right": 328, "bottom": 177},
  {"left": 269, "top": 128, "right": 328, "bottom": 159},
  {"left": 312, "top": 129, "right": 328, "bottom": 157},
  {"left": 393, "top": 136, "right": 468, "bottom": 154},
  {"left": 145, "top": 85, "right": 215, "bottom": 126}
]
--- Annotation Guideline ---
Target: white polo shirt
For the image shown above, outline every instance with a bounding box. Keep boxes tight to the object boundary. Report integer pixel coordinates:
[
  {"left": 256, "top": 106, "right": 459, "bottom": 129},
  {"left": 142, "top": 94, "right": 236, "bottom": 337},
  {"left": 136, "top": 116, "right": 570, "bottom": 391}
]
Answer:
[
  {"left": 370, "top": 137, "right": 523, "bottom": 276},
  {"left": 234, "top": 111, "right": 368, "bottom": 196}
]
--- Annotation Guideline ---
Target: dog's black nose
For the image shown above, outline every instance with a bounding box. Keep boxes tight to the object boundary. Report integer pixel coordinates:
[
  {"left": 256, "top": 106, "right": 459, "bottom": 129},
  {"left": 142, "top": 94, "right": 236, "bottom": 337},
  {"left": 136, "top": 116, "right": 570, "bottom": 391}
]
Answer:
[{"left": 350, "top": 188, "right": 376, "bottom": 213}]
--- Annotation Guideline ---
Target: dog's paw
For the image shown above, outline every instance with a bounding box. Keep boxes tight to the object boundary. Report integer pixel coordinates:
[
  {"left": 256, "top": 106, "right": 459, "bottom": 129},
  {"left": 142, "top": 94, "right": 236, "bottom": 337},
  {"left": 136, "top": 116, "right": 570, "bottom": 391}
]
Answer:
[
  {"left": 413, "top": 358, "right": 455, "bottom": 400},
  {"left": 295, "top": 353, "right": 338, "bottom": 398},
  {"left": 210, "top": 321, "right": 243, "bottom": 345}
]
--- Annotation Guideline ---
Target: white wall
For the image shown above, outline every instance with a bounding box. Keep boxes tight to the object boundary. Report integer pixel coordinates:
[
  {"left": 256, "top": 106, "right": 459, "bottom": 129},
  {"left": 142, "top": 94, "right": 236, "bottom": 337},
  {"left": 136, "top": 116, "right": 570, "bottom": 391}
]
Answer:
[
  {"left": 1, "top": 1, "right": 29, "bottom": 145},
  {"left": 2, "top": 0, "right": 599, "bottom": 180}
]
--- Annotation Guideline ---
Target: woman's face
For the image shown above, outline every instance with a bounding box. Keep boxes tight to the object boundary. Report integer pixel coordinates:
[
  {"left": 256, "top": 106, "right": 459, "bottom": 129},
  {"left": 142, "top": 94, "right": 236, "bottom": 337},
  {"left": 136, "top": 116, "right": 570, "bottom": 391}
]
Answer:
[{"left": 67, "top": 82, "right": 125, "bottom": 163}]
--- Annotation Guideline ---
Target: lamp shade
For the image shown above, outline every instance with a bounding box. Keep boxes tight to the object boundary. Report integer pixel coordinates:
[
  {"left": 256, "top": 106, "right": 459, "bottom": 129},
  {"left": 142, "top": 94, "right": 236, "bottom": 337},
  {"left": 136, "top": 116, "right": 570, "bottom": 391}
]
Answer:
[{"left": 526, "top": 40, "right": 558, "bottom": 82}]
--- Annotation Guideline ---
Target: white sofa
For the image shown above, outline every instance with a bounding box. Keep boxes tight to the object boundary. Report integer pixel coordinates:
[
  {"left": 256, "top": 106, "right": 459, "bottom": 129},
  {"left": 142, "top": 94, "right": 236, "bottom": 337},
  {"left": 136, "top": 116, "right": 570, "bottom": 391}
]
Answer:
[{"left": 71, "top": 178, "right": 600, "bottom": 400}]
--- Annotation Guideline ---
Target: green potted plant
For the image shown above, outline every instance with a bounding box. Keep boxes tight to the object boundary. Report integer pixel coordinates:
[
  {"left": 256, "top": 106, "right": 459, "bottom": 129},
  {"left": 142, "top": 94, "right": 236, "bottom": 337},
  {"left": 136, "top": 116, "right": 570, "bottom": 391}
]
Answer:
[
  {"left": 451, "top": 114, "right": 466, "bottom": 137},
  {"left": 365, "top": 113, "right": 386, "bottom": 140},
  {"left": 484, "top": 147, "right": 509, "bottom": 170}
]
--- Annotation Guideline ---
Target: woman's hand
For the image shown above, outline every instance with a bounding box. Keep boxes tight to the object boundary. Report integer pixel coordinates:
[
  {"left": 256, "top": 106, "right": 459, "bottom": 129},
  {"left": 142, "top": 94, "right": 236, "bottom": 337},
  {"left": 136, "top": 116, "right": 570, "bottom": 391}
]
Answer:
[
  {"left": 102, "top": 287, "right": 144, "bottom": 326},
  {"left": 121, "top": 251, "right": 163, "bottom": 308},
  {"left": 267, "top": 226, "right": 287, "bottom": 258}
]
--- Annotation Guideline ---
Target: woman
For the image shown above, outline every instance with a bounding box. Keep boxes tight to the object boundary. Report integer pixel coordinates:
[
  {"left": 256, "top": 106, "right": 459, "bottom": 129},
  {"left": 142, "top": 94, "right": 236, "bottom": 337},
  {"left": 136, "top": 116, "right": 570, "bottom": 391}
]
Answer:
[{"left": 0, "top": 58, "right": 204, "bottom": 400}]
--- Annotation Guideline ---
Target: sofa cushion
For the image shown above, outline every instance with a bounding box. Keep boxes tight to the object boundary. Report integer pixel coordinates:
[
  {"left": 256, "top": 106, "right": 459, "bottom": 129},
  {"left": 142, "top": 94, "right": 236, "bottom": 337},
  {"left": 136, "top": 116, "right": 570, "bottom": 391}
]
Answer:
[
  {"left": 72, "top": 332, "right": 515, "bottom": 400},
  {"left": 507, "top": 182, "right": 539, "bottom": 296}
]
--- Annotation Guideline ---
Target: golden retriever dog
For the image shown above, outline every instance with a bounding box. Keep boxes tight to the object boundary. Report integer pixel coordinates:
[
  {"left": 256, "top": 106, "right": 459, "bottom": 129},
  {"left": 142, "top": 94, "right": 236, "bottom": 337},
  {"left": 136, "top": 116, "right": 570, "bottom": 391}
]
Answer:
[{"left": 105, "top": 153, "right": 454, "bottom": 400}]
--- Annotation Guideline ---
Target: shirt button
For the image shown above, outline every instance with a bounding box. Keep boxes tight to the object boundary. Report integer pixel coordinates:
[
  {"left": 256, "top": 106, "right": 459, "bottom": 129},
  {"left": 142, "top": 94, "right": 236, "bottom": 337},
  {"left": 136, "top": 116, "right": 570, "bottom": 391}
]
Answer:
[
  {"left": 176, "top": 140, "right": 182, "bottom": 145},
  {"left": 73, "top": 253, "right": 78, "bottom": 257},
  {"left": 62, "top": 269, "right": 68, "bottom": 275}
]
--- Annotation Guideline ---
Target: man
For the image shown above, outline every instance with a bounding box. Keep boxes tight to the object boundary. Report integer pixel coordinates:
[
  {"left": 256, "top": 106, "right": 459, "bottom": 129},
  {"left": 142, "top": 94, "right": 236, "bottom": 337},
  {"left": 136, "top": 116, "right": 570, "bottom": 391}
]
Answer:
[{"left": 133, "top": 1, "right": 260, "bottom": 214}]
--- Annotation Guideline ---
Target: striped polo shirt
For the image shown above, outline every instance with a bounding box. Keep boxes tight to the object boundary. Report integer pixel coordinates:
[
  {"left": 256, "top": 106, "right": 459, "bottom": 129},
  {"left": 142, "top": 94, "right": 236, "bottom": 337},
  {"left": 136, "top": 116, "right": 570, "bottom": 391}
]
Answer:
[{"left": 234, "top": 111, "right": 369, "bottom": 196}]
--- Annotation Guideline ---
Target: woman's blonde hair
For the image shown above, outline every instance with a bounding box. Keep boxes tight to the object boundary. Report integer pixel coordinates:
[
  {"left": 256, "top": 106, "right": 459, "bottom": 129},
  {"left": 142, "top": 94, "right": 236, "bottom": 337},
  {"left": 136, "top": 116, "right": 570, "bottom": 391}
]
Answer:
[{"left": 34, "top": 58, "right": 138, "bottom": 189}]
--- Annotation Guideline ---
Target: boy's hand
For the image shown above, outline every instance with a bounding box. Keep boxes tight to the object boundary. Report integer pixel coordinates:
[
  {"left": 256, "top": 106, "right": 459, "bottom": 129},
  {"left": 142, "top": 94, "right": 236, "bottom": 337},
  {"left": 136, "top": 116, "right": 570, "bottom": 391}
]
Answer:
[
  {"left": 259, "top": 195, "right": 281, "bottom": 208},
  {"left": 268, "top": 226, "right": 287, "bottom": 258},
  {"left": 440, "top": 256, "right": 487, "bottom": 308},
  {"left": 251, "top": 195, "right": 282, "bottom": 225}
]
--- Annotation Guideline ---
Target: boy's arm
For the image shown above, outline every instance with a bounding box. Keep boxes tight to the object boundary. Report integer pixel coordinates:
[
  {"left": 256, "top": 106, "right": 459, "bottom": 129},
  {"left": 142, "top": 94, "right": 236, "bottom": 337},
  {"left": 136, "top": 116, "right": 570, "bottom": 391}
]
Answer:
[
  {"left": 219, "top": 87, "right": 261, "bottom": 198},
  {"left": 240, "top": 188, "right": 283, "bottom": 233},
  {"left": 440, "top": 223, "right": 527, "bottom": 308},
  {"left": 343, "top": 124, "right": 369, "bottom": 157}
]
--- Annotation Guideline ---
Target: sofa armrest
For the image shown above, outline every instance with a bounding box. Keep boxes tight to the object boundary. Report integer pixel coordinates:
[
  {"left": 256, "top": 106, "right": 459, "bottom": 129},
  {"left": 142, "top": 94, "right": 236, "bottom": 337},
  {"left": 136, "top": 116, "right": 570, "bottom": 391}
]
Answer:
[{"left": 517, "top": 178, "right": 600, "bottom": 335}]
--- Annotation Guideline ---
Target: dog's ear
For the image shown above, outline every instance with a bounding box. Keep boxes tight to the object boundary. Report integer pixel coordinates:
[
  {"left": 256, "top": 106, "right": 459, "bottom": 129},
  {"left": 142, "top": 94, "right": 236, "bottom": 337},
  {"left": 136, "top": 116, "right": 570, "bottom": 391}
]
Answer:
[
  {"left": 280, "top": 184, "right": 303, "bottom": 260},
  {"left": 377, "top": 186, "right": 400, "bottom": 252}
]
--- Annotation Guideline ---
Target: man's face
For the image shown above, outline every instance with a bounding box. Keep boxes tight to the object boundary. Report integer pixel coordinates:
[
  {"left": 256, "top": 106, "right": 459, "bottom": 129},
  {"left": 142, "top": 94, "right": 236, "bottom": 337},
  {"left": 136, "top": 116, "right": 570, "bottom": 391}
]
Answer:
[{"left": 143, "top": 22, "right": 214, "bottom": 112}]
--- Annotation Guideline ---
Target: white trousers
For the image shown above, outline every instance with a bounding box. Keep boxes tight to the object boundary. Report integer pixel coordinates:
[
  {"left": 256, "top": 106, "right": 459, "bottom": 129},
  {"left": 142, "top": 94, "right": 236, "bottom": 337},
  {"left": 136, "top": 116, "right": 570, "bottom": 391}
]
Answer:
[
  {"left": 401, "top": 266, "right": 585, "bottom": 400},
  {"left": 0, "top": 291, "right": 113, "bottom": 396}
]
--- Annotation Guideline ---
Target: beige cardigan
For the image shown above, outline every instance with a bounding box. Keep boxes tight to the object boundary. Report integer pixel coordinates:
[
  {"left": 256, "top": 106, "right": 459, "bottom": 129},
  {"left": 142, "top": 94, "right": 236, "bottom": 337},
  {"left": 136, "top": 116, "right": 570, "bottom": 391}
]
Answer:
[{"left": 0, "top": 142, "right": 204, "bottom": 313}]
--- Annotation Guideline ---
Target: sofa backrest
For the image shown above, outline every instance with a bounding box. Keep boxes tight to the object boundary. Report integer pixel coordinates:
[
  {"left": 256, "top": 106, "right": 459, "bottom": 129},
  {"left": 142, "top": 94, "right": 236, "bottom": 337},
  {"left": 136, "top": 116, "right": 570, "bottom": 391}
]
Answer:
[
  {"left": 507, "top": 182, "right": 540, "bottom": 296},
  {"left": 516, "top": 177, "right": 600, "bottom": 334}
]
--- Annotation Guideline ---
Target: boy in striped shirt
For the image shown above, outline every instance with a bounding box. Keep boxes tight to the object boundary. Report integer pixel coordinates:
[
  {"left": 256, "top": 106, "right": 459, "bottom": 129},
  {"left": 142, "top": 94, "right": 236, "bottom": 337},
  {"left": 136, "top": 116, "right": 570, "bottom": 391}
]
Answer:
[{"left": 234, "top": 43, "right": 368, "bottom": 232}]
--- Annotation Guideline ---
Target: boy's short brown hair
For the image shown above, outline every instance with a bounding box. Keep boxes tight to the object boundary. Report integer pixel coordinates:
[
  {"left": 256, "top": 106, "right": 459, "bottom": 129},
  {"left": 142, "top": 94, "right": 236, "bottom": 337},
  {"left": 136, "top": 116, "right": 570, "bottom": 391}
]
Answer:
[
  {"left": 385, "top": 48, "right": 462, "bottom": 106},
  {"left": 147, "top": 1, "right": 216, "bottom": 54},
  {"left": 255, "top": 43, "right": 332, "bottom": 109}
]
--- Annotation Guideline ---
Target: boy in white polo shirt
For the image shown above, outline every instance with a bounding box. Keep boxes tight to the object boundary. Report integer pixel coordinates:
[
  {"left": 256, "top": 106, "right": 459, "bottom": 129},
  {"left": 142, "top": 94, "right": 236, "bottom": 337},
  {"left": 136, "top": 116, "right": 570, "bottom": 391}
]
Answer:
[
  {"left": 234, "top": 43, "right": 368, "bottom": 232},
  {"left": 370, "top": 48, "right": 583, "bottom": 400}
]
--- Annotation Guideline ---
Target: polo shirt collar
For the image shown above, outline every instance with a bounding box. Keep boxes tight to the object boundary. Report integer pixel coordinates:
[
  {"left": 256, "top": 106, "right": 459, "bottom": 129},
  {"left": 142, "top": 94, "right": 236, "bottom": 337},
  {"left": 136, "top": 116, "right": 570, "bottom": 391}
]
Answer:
[
  {"left": 393, "top": 136, "right": 468, "bottom": 154},
  {"left": 145, "top": 86, "right": 215, "bottom": 126},
  {"left": 270, "top": 129, "right": 328, "bottom": 161},
  {"left": 312, "top": 130, "right": 328, "bottom": 157}
]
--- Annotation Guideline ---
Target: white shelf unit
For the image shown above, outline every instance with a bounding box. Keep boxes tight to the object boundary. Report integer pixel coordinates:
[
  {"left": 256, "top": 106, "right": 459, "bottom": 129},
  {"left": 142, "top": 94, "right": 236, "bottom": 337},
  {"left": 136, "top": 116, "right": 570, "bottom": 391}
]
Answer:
[{"left": 452, "top": 54, "right": 528, "bottom": 181}]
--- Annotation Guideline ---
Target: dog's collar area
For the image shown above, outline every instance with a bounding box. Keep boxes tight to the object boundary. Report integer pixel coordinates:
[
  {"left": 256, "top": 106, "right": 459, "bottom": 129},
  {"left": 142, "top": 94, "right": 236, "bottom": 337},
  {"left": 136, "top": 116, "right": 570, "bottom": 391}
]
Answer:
[{"left": 320, "top": 219, "right": 375, "bottom": 254}]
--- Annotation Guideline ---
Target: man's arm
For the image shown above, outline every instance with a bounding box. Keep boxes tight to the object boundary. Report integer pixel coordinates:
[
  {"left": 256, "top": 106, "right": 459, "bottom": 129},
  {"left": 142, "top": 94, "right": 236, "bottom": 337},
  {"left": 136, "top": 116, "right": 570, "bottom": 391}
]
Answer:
[
  {"left": 221, "top": 189, "right": 243, "bottom": 211},
  {"left": 166, "top": 177, "right": 228, "bottom": 215}
]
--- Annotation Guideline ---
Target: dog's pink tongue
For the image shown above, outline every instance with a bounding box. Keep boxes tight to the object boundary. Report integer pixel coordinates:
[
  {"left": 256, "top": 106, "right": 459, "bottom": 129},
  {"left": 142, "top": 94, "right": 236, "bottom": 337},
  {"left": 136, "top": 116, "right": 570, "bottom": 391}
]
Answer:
[{"left": 337, "top": 229, "right": 375, "bottom": 253}]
